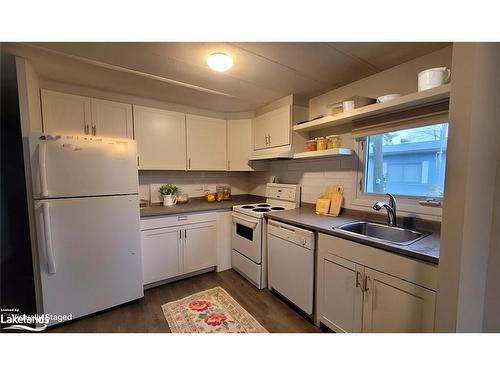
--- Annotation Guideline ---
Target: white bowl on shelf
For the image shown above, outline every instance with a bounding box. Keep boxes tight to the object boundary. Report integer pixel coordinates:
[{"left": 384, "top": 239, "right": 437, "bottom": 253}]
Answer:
[{"left": 377, "top": 93, "right": 402, "bottom": 103}]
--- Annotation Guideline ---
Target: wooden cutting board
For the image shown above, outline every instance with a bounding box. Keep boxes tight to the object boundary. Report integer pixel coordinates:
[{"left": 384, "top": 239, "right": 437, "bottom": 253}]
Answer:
[
  {"left": 315, "top": 185, "right": 344, "bottom": 217},
  {"left": 328, "top": 186, "right": 344, "bottom": 216},
  {"left": 315, "top": 198, "right": 331, "bottom": 215}
]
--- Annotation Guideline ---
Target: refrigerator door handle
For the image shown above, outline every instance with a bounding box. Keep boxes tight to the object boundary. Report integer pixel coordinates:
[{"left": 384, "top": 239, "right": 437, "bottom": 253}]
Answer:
[
  {"left": 41, "top": 202, "right": 57, "bottom": 274},
  {"left": 38, "top": 143, "right": 49, "bottom": 197}
]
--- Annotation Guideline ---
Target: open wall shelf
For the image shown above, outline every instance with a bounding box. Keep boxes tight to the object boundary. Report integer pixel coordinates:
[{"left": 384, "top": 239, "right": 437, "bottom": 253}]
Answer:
[
  {"left": 293, "top": 148, "right": 353, "bottom": 159},
  {"left": 294, "top": 84, "right": 451, "bottom": 133}
]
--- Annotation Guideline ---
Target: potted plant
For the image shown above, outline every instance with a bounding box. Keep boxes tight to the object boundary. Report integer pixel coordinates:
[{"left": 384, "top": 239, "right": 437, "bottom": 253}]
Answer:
[{"left": 159, "top": 184, "right": 178, "bottom": 207}]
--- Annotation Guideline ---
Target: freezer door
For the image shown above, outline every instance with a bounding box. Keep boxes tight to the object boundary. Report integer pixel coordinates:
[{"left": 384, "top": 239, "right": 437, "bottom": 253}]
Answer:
[
  {"left": 34, "top": 195, "right": 143, "bottom": 323},
  {"left": 30, "top": 134, "right": 138, "bottom": 198}
]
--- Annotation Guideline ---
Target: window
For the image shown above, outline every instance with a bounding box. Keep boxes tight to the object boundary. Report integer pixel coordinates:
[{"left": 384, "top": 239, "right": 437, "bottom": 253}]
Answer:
[{"left": 364, "top": 123, "right": 448, "bottom": 198}]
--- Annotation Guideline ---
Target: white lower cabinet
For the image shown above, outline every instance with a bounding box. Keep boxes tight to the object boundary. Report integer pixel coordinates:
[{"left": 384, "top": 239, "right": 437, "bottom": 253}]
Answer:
[
  {"left": 141, "top": 226, "right": 183, "bottom": 285},
  {"left": 140, "top": 213, "right": 217, "bottom": 286},
  {"left": 317, "top": 233, "right": 437, "bottom": 333},
  {"left": 320, "top": 254, "right": 364, "bottom": 333},
  {"left": 183, "top": 221, "right": 217, "bottom": 274},
  {"left": 362, "top": 267, "right": 436, "bottom": 333}
]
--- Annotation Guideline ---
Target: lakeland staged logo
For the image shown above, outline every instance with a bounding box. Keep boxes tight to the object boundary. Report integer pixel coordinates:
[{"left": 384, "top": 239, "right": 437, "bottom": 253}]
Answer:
[{"left": 1, "top": 308, "right": 72, "bottom": 332}]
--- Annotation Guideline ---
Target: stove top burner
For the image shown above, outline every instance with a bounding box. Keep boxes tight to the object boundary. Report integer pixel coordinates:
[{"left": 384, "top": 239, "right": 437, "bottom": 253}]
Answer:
[
  {"left": 257, "top": 204, "right": 271, "bottom": 207},
  {"left": 271, "top": 207, "right": 285, "bottom": 210},
  {"left": 241, "top": 205, "right": 255, "bottom": 209},
  {"left": 252, "top": 208, "right": 272, "bottom": 212}
]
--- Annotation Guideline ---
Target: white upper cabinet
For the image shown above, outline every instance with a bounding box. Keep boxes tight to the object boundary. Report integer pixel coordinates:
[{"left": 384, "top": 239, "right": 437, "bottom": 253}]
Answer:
[
  {"left": 253, "top": 105, "right": 291, "bottom": 150},
  {"left": 41, "top": 89, "right": 91, "bottom": 135},
  {"left": 227, "top": 119, "right": 253, "bottom": 171},
  {"left": 41, "top": 89, "right": 133, "bottom": 139},
  {"left": 91, "top": 98, "right": 133, "bottom": 138},
  {"left": 186, "top": 114, "right": 227, "bottom": 170},
  {"left": 133, "top": 106, "right": 186, "bottom": 170}
]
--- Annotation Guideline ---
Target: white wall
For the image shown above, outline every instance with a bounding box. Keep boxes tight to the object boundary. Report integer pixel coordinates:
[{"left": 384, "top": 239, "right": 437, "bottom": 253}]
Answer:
[
  {"left": 483, "top": 148, "right": 500, "bottom": 332},
  {"left": 435, "top": 43, "right": 500, "bottom": 332},
  {"left": 15, "top": 57, "right": 42, "bottom": 132}
]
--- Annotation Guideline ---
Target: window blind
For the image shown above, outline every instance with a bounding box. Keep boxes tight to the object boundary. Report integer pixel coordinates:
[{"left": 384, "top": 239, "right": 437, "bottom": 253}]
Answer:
[{"left": 352, "top": 99, "right": 449, "bottom": 139}]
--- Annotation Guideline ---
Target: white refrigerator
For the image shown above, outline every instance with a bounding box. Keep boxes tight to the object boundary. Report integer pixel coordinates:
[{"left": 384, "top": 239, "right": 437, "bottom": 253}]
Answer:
[{"left": 29, "top": 133, "right": 143, "bottom": 325}]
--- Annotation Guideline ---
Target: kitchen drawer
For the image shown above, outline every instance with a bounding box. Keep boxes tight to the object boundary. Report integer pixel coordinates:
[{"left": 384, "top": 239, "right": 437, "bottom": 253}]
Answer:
[
  {"left": 140, "top": 212, "right": 217, "bottom": 231},
  {"left": 318, "top": 233, "right": 438, "bottom": 291}
]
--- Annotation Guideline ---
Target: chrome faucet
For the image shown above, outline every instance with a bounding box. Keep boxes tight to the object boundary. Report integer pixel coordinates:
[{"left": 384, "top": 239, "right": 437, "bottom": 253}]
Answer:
[{"left": 373, "top": 193, "right": 397, "bottom": 227}]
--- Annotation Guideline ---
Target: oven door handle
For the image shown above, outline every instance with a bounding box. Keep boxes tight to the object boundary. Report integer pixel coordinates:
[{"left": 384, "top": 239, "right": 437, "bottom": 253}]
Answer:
[{"left": 232, "top": 212, "right": 259, "bottom": 229}]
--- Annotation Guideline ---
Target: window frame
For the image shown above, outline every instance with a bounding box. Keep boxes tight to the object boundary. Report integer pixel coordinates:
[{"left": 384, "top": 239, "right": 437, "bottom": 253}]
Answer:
[{"left": 351, "top": 133, "right": 444, "bottom": 219}]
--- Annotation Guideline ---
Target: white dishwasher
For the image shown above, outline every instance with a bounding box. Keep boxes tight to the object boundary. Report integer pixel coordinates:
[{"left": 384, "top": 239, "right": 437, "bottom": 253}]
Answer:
[{"left": 267, "top": 219, "right": 315, "bottom": 315}]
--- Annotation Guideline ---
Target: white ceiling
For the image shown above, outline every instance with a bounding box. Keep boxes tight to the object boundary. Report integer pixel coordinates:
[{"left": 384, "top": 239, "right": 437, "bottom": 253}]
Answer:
[{"left": 5, "top": 42, "right": 450, "bottom": 112}]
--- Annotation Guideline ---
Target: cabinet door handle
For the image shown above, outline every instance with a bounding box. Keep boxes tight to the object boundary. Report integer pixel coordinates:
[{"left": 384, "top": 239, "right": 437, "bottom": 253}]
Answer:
[
  {"left": 268, "top": 135, "right": 271, "bottom": 145},
  {"left": 188, "top": 159, "right": 191, "bottom": 169},
  {"left": 184, "top": 229, "right": 187, "bottom": 239},
  {"left": 364, "top": 275, "right": 370, "bottom": 292},
  {"left": 179, "top": 230, "right": 182, "bottom": 239},
  {"left": 227, "top": 160, "right": 230, "bottom": 170},
  {"left": 355, "top": 272, "right": 362, "bottom": 289},
  {"left": 92, "top": 125, "right": 96, "bottom": 136},
  {"left": 84, "top": 124, "right": 89, "bottom": 134}
]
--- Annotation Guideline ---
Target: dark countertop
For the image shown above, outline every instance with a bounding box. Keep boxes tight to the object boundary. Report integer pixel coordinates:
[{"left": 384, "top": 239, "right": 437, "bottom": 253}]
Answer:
[
  {"left": 140, "top": 194, "right": 262, "bottom": 218},
  {"left": 265, "top": 204, "right": 440, "bottom": 264}
]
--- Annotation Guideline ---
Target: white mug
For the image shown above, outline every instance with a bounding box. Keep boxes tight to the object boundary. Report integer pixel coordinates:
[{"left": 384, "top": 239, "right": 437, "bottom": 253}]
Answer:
[
  {"left": 342, "top": 100, "right": 355, "bottom": 112},
  {"left": 163, "top": 194, "right": 177, "bottom": 207},
  {"left": 418, "top": 67, "right": 451, "bottom": 91}
]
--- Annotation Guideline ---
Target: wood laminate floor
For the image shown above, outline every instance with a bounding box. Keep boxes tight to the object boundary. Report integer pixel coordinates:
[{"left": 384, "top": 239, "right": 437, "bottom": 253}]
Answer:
[{"left": 49, "top": 270, "right": 323, "bottom": 333}]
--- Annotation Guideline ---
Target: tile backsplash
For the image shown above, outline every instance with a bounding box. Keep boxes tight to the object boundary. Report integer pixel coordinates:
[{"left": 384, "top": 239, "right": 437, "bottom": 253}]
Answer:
[
  {"left": 247, "top": 155, "right": 358, "bottom": 206},
  {"left": 139, "top": 170, "right": 250, "bottom": 203},
  {"left": 139, "top": 155, "right": 358, "bottom": 206}
]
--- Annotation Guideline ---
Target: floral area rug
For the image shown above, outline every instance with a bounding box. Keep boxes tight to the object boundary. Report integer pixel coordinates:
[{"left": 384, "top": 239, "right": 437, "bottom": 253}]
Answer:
[{"left": 161, "top": 287, "right": 268, "bottom": 333}]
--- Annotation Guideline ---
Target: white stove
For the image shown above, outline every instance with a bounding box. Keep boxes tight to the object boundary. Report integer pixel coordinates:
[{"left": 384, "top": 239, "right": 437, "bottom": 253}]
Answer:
[
  {"left": 232, "top": 203, "right": 287, "bottom": 218},
  {"left": 231, "top": 183, "right": 300, "bottom": 289}
]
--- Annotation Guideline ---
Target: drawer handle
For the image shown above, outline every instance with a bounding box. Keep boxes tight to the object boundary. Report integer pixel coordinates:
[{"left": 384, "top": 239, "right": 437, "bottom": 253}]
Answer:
[{"left": 178, "top": 216, "right": 188, "bottom": 221}]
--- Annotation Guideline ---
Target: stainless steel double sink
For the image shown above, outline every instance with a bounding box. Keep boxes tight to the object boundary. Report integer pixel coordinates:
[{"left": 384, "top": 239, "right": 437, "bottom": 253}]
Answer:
[{"left": 335, "top": 221, "right": 430, "bottom": 246}]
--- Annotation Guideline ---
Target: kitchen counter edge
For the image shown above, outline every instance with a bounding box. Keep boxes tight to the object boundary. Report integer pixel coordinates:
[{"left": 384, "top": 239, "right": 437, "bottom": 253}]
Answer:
[
  {"left": 140, "top": 194, "right": 263, "bottom": 218},
  {"left": 265, "top": 204, "right": 440, "bottom": 265}
]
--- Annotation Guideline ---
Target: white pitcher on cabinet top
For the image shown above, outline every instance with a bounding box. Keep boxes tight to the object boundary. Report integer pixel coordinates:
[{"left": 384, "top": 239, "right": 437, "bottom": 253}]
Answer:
[{"left": 418, "top": 67, "right": 451, "bottom": 91}]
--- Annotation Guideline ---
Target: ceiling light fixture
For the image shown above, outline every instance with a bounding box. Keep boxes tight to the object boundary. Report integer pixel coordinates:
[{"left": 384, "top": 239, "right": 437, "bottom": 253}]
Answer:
[{"left": 207, "top": 52, "right": 233, "bottom": 72}]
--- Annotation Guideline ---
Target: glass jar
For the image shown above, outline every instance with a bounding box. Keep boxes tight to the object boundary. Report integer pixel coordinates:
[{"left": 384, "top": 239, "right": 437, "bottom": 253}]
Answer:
[
  {"left": 316, "top": 137, "right": 328, "bottom": 151},
  {"left": 223, "top": 185, "right": 231, "bottom": 201},
  {"left": 306, "top": 139, "right": 317, "bottom": 152},
  {"left": 326, "top": 135, "right": 341, "bottom": 149},
  {"left": 216, "top": 186, "right": 224, "bottom": 202},
  {"left": 205, "top": 191, "right": 216, "bottom": 202}
]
